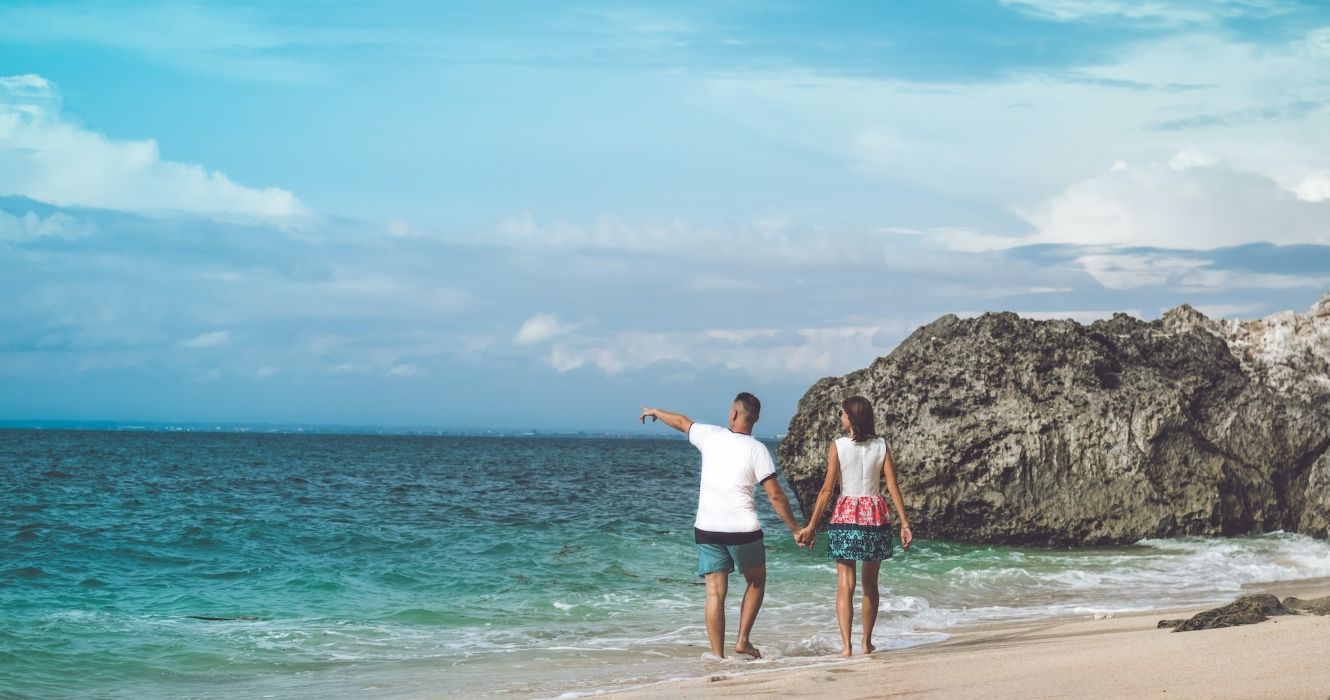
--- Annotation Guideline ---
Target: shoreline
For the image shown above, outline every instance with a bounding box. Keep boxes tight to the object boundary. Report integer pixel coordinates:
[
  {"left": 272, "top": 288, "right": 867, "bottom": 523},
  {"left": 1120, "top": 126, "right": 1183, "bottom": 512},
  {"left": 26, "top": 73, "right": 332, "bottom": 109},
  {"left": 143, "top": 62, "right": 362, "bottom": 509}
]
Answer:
[{"left": 606, "top": 577, "right": 1330, "bottom": 699}]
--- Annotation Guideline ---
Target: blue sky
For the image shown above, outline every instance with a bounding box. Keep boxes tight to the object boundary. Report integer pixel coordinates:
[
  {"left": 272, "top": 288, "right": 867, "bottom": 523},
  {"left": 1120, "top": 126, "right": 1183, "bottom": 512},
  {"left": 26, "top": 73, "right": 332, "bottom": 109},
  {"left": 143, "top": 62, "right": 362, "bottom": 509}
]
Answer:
[{"left": 3, "top": 0, "right": 1329, "bottom": 433}]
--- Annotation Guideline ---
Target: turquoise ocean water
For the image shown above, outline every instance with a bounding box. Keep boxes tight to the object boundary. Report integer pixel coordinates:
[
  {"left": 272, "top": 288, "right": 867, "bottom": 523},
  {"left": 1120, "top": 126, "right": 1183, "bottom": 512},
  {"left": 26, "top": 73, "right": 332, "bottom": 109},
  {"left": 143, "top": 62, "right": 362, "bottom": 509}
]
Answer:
[{"left": 5, "top": 429, "right": 1330, "bottom": 698}]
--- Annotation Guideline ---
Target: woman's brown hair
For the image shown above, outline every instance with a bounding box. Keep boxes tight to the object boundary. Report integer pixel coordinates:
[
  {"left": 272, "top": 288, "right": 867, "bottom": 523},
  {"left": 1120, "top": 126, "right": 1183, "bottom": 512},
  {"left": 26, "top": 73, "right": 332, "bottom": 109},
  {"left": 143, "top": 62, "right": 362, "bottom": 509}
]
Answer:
[{"left": 841, "top": 395, "right": 877, "bottom": 442}]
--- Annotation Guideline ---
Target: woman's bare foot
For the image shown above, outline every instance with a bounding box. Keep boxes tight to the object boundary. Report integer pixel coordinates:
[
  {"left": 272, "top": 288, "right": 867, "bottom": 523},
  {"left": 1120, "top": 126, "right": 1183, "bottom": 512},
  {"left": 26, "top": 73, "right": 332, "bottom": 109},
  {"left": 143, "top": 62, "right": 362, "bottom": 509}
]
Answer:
[
  {"left": 734, "top": 642, "right": 762, "bottom": 659},
  {"left": 862, "top": 640, "right": 876, "bottom": 654},
  {"left": 839, "top": 647, "right": 852, "bottom": 658}
]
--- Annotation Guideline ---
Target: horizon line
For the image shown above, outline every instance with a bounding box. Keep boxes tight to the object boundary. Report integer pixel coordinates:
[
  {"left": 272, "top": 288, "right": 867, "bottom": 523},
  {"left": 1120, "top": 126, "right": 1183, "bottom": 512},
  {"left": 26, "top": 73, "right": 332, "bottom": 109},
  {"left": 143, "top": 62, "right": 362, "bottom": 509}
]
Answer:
[{"left": 0, "top": 419, "right": 787, "bottom": 440}]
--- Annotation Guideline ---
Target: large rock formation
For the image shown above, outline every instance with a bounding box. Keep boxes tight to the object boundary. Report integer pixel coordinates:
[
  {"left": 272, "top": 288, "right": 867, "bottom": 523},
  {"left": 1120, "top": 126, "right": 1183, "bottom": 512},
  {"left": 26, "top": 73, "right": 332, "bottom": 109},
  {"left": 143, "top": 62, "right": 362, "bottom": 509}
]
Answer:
[{"left": 777, "top": 292, "right": 1330, "bottom": 546}]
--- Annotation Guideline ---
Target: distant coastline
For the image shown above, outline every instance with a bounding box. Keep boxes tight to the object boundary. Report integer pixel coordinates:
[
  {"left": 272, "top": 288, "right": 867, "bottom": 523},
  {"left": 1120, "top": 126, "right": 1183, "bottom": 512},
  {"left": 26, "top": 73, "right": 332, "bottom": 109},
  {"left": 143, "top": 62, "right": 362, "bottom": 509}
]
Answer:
[{"left": 0, "top": 420, "right": 786, "bottom": 440}]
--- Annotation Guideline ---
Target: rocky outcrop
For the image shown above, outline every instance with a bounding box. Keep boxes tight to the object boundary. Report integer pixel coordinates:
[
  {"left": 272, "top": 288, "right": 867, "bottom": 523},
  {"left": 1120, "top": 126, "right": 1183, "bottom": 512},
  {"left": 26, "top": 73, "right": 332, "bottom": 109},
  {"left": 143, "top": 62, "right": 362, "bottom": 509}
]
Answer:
[{"left": 777, "top": 292, "right": 1330, "bottom": 546}]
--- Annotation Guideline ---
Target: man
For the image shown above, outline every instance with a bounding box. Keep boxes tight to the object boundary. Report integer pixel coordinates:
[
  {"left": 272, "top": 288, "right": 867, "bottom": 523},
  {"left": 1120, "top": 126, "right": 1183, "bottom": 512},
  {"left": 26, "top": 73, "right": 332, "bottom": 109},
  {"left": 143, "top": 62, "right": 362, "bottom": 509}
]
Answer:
[{"left": 640, "top": 392, "right": 803, "bottom": 660}]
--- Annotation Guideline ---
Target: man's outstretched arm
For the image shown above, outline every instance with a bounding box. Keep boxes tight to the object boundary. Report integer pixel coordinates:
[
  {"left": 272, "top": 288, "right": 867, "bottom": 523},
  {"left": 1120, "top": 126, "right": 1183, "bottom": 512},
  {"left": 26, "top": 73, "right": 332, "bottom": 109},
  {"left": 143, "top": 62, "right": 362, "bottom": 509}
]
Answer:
[{"left": 639, "top": 406, "right": 694, "bottom": 434}]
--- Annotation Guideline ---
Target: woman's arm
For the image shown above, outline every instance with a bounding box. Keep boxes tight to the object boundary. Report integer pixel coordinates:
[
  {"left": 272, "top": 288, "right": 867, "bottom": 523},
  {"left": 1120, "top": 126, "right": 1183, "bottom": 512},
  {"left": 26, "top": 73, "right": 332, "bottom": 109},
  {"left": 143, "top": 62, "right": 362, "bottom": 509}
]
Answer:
[
  {"left": 882, "top": 443, "right": 913, "bottom": 549},
  {"left": 797, "top": 442, "right": 841, "bottom": 545}
]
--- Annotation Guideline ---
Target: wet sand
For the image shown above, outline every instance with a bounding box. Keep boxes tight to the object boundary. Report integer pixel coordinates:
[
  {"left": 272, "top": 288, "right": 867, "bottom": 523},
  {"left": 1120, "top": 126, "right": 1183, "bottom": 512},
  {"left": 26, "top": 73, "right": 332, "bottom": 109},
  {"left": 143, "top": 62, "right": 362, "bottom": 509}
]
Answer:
[{"left": 609, "top": 580, "right": 1330, "bottom": 699}]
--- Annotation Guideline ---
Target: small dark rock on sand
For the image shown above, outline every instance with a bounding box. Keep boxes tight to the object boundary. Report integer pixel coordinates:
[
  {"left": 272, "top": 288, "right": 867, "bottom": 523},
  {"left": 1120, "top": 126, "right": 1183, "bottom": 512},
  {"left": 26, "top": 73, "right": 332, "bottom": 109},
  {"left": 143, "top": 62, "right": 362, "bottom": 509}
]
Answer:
[
  {"left": 1282, "top": 596, "right": 1330, "bottom": 616},
  {"left": 1162, "top": 594, "right": 1293, "bottom": 632}
]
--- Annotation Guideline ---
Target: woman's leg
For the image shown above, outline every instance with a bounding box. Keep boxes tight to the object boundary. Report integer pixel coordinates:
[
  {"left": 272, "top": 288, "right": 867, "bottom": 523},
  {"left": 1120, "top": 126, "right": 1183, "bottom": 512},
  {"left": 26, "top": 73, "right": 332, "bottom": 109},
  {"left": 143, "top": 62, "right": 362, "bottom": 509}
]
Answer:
[
  {"left": 835, "top": 560, "right": 855, "bottom": 657},
  {"left": 860, "top": 560, "right": 882, "bottom": 654}
]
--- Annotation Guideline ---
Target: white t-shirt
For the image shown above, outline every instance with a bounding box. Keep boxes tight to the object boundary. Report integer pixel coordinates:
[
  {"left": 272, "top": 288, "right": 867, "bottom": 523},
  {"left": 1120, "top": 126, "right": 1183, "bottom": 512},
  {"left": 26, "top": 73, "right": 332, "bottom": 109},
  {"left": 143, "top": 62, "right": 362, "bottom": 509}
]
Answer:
[{"left": 688, "top": 423, "right": 777, "bottom": 533}]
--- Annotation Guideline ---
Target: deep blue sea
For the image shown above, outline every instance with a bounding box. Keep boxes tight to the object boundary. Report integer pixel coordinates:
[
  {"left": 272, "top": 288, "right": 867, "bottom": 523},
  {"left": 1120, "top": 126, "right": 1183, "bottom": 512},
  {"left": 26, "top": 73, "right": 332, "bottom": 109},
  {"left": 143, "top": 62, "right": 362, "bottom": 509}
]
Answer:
[{"left": 5, "top": 429, "right": 1330, "bottom": 698}]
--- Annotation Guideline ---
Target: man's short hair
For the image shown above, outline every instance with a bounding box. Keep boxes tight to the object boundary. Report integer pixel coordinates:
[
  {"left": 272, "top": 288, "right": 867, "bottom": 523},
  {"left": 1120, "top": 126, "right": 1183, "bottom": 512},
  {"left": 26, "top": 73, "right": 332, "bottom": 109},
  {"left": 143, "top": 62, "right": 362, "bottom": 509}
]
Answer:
[{"left": 733, "top": 392, "right": 761, "bottom": 422}]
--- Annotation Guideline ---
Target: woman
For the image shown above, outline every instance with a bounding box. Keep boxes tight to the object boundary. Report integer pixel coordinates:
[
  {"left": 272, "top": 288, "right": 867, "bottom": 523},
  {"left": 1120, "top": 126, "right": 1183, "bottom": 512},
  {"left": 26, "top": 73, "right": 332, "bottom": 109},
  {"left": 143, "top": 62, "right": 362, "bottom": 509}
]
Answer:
[{"left": 796, "top": 395, "right": 913, "bottom": 657}]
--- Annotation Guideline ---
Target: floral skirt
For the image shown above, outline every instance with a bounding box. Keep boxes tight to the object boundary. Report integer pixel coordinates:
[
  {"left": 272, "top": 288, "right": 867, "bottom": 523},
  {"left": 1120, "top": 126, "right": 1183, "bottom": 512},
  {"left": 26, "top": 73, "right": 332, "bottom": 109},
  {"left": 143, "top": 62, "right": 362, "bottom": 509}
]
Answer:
[{"left": 826, "top": 495, "right": 893, "bottom": 561}]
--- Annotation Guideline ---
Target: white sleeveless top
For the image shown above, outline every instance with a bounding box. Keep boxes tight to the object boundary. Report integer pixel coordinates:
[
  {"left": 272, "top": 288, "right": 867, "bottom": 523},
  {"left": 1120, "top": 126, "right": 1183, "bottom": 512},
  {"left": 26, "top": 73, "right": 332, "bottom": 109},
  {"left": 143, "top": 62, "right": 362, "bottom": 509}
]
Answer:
[{"left": 835, "top": 436, "right": 886, "bottom": 497}]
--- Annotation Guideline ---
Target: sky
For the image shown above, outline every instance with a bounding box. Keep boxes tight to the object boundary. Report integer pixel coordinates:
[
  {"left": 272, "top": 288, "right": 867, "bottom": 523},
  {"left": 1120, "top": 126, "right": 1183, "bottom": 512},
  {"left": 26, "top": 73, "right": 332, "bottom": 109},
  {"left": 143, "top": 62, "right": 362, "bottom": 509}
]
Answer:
[{"left": 2, "top": 0, "right": 1330, "bottom": 434}]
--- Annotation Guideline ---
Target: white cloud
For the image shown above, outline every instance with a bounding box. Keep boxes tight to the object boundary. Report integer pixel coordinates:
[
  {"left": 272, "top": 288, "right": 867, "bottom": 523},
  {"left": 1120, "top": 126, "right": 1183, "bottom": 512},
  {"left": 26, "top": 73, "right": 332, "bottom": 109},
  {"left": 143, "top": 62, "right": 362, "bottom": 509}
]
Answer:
[
  {"left": 1168, "top": 148, "right": 1221, "bottom": 171},
  {"left": 1020, "top": 157, "right": 1330, "bottom": 249},
  {"left": 549, "top": 332, "right": 673, "bottom": 373},
  {"left": 385, "top": 219, "right": 422, "bottom": 238},
  {"left": 682, "top": 274, "right": 761, "bottom": 292},
  {"left": 999, "top": 0, "right": 1286, "bottom": 25},
  {"left": 492, "top": 211, "right": 871, "bottom": 267},
  {"left": 0, "top": 74, "right": 55, "bottom": 105},
  {"left": 545, "top": 322, "right": 914, "bottom": 378},
  {"left": 1304, "top": 27, "right": 1330, "bottom": 58},
  {"left": 890, "top": 151, "right": 1330, "bottom": 254},
  {"left": 255, "top": 366, "right": 279, "bottom": 379},
  {"left": 496, "top": 212, "right": 660, "bottom": 251},
  {"left": 318, "top": 271, "right": 472, "bottom": 314},
  {"left": 1074, "top": 251, "right": 1330, "bottom": 290},
  {"left": 515, "top": 313, "right": 578, "bottom": 345},
  {"left": 0, "top": 74, "right": 308, "bottom": 222},
  {"left": 1074, "top": 253, "right": 1200, "bottom": 289},
  {"left": 1295, "top": 171, "right": 1330, "bottom": 202},
  {"left": 0, "top": 209, "right": 95, "bottom": 243},
  {"left": 882, "top": 226, "right": 1028, "bottom": 253},
  {"left": 1190, "top": 302, "right": 1267, "bottom": 318},
  {"left": 292, "top": 326, "right": 492, "bottom": 378},
  {"left": 387, "top": 363, "right": 420, "bottom": 377},
  {"left": 181, "top": 331, "right": 231, "bottom": 349}
]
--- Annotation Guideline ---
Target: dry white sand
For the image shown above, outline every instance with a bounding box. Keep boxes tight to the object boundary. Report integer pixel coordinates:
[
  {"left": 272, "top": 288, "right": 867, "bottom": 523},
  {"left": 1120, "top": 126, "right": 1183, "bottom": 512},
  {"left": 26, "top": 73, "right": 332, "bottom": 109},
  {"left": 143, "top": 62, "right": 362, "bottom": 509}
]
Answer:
[{"left": 610, "top": 580, "right": 1330, "bottom": 699}]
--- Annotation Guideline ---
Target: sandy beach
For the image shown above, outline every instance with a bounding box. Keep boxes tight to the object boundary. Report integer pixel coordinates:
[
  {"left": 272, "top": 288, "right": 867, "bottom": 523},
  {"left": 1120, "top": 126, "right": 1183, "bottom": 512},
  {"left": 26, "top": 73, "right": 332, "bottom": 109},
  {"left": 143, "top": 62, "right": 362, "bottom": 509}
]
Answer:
[{"left": 611, "top": 580, "right": 1330, "bottom": 699}]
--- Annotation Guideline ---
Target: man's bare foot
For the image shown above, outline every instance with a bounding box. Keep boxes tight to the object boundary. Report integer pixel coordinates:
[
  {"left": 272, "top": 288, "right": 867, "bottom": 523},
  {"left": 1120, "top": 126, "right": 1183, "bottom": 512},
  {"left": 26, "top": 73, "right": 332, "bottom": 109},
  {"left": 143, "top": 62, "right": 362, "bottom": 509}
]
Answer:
[
  {"left": 734, "top": 642, "right": 762, "bottom": 659},
  {"left": 862, "top": 641, "right": 877, "bottom": 654},
  {"left": 839, "top": 647, "right": 852, "bottom": 658}
]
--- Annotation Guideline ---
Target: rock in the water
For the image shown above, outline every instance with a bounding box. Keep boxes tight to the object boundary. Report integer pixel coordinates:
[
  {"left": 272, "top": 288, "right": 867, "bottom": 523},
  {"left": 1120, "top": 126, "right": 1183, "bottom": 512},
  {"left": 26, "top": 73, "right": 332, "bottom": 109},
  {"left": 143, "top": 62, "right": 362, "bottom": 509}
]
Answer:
[
  {"left": 1282, "top": 596, "right": 1330, "bottom": 615},
  {"left": 777, "top": 292, "right": 1330, "bottom": 545},
  {"left": 1169, "top": 594, "right": 1293, "bottom": 632}
]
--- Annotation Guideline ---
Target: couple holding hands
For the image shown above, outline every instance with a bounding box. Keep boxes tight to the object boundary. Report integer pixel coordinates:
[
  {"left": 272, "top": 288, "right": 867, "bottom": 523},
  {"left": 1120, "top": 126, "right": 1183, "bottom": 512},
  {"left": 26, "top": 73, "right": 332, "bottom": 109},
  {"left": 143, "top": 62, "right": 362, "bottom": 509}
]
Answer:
[{"left": 640, "top": 393, "right": 912, "bottom": 660}]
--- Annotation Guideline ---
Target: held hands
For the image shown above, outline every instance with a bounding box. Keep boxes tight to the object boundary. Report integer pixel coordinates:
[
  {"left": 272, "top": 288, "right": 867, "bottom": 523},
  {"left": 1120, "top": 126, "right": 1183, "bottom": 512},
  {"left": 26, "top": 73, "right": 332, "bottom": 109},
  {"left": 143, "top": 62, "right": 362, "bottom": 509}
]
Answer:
[{"left": 794, "top": 526, "right": 816, "bottom": 548}]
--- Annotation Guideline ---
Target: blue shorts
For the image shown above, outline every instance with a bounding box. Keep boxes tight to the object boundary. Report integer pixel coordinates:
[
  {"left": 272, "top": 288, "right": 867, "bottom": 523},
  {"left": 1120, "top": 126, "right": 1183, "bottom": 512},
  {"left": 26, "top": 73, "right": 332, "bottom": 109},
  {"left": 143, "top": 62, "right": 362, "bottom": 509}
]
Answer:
[{"left": 696, "top": 539, "right": 766, "bottom": 577}]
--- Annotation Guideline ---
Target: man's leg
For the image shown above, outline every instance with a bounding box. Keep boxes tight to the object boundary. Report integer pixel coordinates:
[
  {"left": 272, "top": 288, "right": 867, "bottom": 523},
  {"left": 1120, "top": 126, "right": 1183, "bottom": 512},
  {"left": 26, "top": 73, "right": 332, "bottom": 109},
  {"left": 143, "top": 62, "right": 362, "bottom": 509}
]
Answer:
[
  {"left": 704, "top": 572, "right": 729, "bottom": 657},
  {"left": 735, "top": 564, "right": 766, "bottom": 659},
  {"left": 731, "top": 539, "right": 768, "bottom": 659},
  {"left": 697, "top": 543, "right": 735, "bottom": 658}
]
